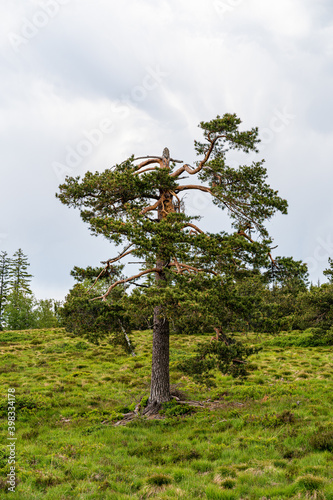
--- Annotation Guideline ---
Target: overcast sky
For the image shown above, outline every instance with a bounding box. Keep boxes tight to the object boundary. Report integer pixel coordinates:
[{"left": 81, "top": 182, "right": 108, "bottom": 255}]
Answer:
[{"left": 1, "top": 0, "right": 333, "bottom": 300}]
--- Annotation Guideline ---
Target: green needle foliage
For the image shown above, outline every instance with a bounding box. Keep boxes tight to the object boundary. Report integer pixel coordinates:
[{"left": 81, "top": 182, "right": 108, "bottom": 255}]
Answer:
[
  {"left": 323, "top": 257, "right": 333, "bottom": 283},
  {"left": 57, "top": 113, "right": 288, "bottom": 404},
  {"left": 3, "top": 248, "right": 35, "bottom": 330},
  {"left": 59, "top": 265, "right": 134, "bottom": 352},
  {"left": 0, "top": 251, "right": 11, "bottom": 330},
  {"left": 8, "top": 248, "right": 33, "bottom": 296},
  {"left": 178, "top": 337, "right": 262, "bottom": 386}
]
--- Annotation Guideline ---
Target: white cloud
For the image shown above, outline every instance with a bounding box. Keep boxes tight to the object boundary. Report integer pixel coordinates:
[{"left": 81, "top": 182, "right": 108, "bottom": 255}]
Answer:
[
  {"left": 250, "top": 0, "right": 311, "bottom": 38},
  {"left": 1, "top": 0, "right": 333, "bottom": 297}
]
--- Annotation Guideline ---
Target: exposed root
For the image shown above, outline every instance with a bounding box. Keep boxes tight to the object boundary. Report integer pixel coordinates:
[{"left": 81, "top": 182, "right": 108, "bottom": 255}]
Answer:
[
  {"left": 142, "top": 400, "right": 162, "bottom": 416},
  {"left": 110, "top": 387, "right": 245, "bottom": 427},
  {"left": 113, "top": 412, "right": 137, "bottom": 426},
  {"left": 112, "top": 398, "right": 215, "bottom": 426}
]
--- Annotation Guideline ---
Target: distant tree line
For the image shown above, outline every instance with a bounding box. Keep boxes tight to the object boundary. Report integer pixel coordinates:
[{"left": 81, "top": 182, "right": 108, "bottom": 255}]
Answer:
[
  {"left": 0, "top": 249, "right": 59, "bottom": 331},
  {"left": 127, "top": 255, "right": 333, "bottom": 340},
  {"left": 2, "top": 248, "right": 333, "bottom": 348}
]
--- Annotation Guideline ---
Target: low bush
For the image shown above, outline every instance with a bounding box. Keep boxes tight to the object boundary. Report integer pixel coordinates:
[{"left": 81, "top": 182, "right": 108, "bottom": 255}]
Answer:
[
  {"left": 161, "top": 399, "right": 194, "bottom": 417},
  {"left": 309, "top": 427, "right": 333, "bottom": 451}
]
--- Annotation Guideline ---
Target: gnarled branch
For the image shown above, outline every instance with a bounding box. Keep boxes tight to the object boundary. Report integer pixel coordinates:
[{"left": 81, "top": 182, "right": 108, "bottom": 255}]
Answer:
[
  {"left": 182, "top": 223, "right": 204, "bottom": 234},
  {"left": 133, "top": 155, "right": 183, "bottom": 164},
  {"left": 102, "top": 248, "right": 134, "bottom": 266},
  {"left": 140, "top": 199, "right": 160, "bottom": 215},
  {"left": 88, "top": 245, "right": 135, "bottom": 292},
  {"left": 134, "top": 158, "right": 163, "bottom": 172},
  {"left": 169, "top": 261, "right": 218, "bottom": 276},
  {"left": 171, "top": 135, "right": 226, "bottom": 178},
  {"left": 92, "top": 268, "right": 160, "bottom": 301},
  {"left": 133, "top": 166, "right": 159, "bottom": 176},
  {"left": 175, "top": 184, "right": 212, "bottom": 195}
]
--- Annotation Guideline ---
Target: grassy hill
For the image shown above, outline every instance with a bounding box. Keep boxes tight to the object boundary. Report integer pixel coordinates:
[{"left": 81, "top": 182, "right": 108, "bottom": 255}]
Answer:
[{"left": 0, "top": 328, "right": 332, "bottom": 499}]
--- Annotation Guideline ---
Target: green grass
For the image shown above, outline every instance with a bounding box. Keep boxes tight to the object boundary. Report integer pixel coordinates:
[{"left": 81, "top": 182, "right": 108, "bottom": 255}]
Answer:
[{"left": 0, "top": 328, "right": 332, "bottom": 499}]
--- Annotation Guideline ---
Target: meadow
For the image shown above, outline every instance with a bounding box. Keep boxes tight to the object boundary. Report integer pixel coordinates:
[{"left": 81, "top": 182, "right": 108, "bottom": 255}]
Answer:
[{"left": 0, "top": 328, "right": 332, "bottom": 499}]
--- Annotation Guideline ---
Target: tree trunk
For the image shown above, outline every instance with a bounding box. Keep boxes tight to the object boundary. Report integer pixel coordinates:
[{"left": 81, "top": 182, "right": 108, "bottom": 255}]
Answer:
[
  {"left": 149, "top": 304, "right": 170, "bottom": 403},
  {"left": 149, "top": 256, "right": 171, "bottom": 404},
  {"left": 148, "top": 152, "right": 173, "bottom": 405}
]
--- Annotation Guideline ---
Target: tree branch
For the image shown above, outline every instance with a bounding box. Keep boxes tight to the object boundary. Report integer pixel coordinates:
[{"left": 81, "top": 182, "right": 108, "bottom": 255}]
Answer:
[
  {"left": 101, "top": 245, "right": 134, "bottom": 265},
  {"left": 238, "top": 230, "right": 276, "bottom": 266},
  {"left": 92, "top": 268, "right": 160, "bottom": 301},
  {"left": 169, "top": 190, "right": 181, "bottom": 204},
  {"left": 182, "top": 223, "right": 204, "bottom": 234},
  {"left": 172, "top": 257, "right": 182, "bottom": 274},
  {"left": 133, "top": 155, "right": 183, "bottom": 163},
  {"left": 133, "top": 156, "right": 183, "bottom": 174},
  {"left": 175, "top": 184, "right": 212, "bottom": 195},
  {"left": 133, "top": 166, "right": 159, "bottom": 176},
  {"left": 87, "top": 267, "right": 109, "bottom": 292},
  {"left": 224, "top": 200, "right": 258, "bottom": 229},
  {"left": 87, "top": 245, "right": 135, "bottom": 292},
  {"left": 169, "top": 261, "right": 218, "bottom": 276},
  {"left": 140, "top": 199, "right": 160, "bottom": 215},
  {"left": 134, "top": 158, "right": 163, "bottom": 171},
  {"left": 171, "top": 135, "right": 226, "bottom": 178}
]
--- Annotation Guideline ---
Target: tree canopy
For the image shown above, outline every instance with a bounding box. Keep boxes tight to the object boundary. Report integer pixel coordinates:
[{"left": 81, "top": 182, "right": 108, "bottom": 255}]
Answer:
[{"left": 57, "top": 113, "right": 288, "bottom": 407}]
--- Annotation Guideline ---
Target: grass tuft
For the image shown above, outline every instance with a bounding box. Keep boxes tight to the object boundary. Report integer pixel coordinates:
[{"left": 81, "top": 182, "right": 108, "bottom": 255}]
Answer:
[
  {"left": 296, "top": 474, "right": 325, "bottom": 491},
  {"left": 146, "top": 473, "right": 172, "bottom": 486}
]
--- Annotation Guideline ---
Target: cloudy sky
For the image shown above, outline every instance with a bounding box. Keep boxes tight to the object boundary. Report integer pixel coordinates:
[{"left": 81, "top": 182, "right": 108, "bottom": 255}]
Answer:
[{"left": 1, "top": 0, "right": 333, "bottom": 300}]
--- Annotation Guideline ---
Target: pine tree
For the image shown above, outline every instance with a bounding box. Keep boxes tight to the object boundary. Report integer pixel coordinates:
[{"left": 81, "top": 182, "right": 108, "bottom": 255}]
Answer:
[
  {"left": 323, "top": 257, "right": 333, "bottom": 284},
  {"left": 4, "top": 249, "right": 35, "bottom": 330},
  {"left": 57, "top": 113, "right": 288, "bottom": 408},
  {"left": 0, "top": 251, "right": 11, "bottom": 330},
  {"left": 8, "top": 249, "right": 33, "bottom": 297}
]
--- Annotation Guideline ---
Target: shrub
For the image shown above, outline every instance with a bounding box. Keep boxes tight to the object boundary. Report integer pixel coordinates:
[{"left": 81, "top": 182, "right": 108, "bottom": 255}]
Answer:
[
  {"left": 178, "top": 337, "right": 262, "bottom": 386},
  {"left": 161, "top": 399, "right": 193, "bottom": 417},
  {"left": 116, "top": 402, "right": 136, "bottom": 414}
]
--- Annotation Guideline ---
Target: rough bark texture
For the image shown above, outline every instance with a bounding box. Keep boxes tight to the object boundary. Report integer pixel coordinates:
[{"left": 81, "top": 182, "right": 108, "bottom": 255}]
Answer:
[
  {"left": 149, "top": 303, "right": 170, "bottom": 403},
  {"left": 148, "top": 149, "right": 173, "bottom": 405}
]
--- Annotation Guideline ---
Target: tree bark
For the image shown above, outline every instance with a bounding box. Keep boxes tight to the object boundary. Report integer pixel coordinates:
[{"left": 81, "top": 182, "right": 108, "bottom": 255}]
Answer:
[
  {"left": 149, "top": 303, "right": 170, "bottom": 403},
  {"left": 148, "top": 149, "right": 172, "bottom": 405},
  {"left": 149, "top": 255, "right": 171, "bottom": 404}
]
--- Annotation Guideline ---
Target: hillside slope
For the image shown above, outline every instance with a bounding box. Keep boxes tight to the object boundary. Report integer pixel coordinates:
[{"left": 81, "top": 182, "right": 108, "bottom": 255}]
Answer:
[{"left": 0, "top": 328, "right": 332, "bottom": 499}]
